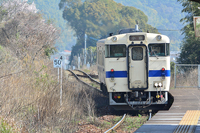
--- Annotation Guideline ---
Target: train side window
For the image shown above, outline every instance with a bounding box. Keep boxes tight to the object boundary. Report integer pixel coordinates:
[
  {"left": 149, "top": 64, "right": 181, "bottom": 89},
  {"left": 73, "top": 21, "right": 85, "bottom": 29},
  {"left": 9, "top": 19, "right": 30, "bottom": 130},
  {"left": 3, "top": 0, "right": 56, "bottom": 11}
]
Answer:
[
  {"left": 105, "top": 44, "right": 126, "bottom": 58},
  {"left": 148, "top": 43, "right": 169, "bottom": 56},
  {"left": 132, "top": 47, "right": 143, "bottom": 60}
]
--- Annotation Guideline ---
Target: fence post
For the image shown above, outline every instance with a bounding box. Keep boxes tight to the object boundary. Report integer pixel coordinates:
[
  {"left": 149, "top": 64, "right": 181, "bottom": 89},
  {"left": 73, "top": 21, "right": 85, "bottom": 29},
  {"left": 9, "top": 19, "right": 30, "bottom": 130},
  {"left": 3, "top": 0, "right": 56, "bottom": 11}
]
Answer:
[{"left": 174, "top": 63, "right": 177, "bottom": 89}]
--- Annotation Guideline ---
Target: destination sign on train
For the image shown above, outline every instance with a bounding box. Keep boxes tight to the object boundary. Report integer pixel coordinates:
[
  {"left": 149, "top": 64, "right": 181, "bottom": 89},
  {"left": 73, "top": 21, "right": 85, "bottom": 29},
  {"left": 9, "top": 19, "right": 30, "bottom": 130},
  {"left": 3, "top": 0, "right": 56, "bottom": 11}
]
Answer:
[{"left": 129, "top": 35, "right": 145, "bottom": 41}]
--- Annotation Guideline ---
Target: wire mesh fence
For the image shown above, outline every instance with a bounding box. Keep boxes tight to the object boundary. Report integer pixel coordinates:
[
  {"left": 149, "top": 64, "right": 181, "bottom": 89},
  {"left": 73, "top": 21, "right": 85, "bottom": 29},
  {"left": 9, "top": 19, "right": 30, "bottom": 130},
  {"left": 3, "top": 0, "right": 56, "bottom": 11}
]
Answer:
[{"left": 174, "top": 64, "right": 200, "bottom": 89}]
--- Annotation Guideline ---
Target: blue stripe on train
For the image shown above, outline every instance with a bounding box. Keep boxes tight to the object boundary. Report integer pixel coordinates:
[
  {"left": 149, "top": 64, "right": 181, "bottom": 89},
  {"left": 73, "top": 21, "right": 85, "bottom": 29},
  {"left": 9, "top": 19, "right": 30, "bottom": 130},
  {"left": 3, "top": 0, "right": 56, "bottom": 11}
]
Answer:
[
  {"left": 106, "top": 71, "right": 127, "bottom": 78},
  {"left": 106, "top": 70, "right": 170, "bottom": 78},
  {"left": 149, "top": 70, "right": 170, "bottom": 77}
]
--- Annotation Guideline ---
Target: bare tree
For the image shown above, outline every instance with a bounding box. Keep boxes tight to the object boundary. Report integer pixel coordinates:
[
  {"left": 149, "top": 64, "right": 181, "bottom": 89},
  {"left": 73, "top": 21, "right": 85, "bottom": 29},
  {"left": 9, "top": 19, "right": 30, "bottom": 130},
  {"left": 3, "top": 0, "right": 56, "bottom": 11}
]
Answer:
[
  {"left": 0, "top": 1, "right": 97, "bottom": 132},
  {"left": 0, "top": 0, "right": 59, "bottom": 62}
]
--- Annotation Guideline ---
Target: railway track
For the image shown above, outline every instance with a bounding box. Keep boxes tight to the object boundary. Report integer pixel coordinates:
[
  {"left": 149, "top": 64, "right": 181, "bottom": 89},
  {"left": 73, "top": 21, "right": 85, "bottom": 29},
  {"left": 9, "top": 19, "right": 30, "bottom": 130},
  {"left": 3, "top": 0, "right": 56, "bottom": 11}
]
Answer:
[
  {"left": 67, "top": 69, "right": 145, "bottom": 133},
  {"left": 67, "top": 69, "right": 101, "bottom": 93},
  {"left": 66, "top": 69, "right": 109, "bottom": 112},
  {"left": 104, "top": 114, "right": 126, "bottom": 133}
]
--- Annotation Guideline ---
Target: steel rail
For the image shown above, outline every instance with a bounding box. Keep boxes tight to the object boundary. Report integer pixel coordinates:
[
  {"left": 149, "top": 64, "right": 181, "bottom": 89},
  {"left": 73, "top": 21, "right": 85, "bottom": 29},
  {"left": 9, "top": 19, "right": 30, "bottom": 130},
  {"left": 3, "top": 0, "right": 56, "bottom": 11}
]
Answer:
[
  {"left": 104, "top": 114, "right": 126, "bottom": 133},
  {"left": 74, "top": 69, "right": 100, "bottom": 84},
  {"left": 67, "top": 69, "right": 101, "bottom": 93}
]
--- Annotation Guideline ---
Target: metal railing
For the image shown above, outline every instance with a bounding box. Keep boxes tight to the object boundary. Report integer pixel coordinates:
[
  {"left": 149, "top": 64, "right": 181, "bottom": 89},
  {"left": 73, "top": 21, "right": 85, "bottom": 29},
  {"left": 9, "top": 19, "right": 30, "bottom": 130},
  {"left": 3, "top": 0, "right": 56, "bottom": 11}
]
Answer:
[{"left": 174, "top": 64, "right": 200, "bottom": 89}]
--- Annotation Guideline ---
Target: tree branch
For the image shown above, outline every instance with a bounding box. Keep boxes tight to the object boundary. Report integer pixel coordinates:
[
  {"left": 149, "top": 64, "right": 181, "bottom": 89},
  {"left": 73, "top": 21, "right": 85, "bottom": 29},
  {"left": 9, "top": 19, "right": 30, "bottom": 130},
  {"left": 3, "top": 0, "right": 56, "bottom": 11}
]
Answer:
[
  {"left": 189, "top": 0, "right": 200, "bottom": 4},
  {"left": 0, "top": 70, "right": 25, "bottom": 79}
]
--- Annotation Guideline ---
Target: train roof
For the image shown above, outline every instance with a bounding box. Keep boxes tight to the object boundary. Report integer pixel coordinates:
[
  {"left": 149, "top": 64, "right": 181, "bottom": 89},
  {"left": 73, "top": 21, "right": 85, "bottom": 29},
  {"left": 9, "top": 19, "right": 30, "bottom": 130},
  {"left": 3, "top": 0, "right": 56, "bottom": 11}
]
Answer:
[{"left": 97, "top": 32, "right": 170, "bottom": 45}]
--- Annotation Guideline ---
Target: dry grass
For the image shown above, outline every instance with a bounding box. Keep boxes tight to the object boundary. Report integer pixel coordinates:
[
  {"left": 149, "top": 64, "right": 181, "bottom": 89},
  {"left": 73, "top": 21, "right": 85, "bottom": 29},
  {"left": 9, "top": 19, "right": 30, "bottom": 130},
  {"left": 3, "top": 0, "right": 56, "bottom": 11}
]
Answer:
[
  {"left": 0, "top": 3, "right": 97, "bottom": 132},
  {"left": 0, "top": 53, "right": 98, "bottom": 132}
]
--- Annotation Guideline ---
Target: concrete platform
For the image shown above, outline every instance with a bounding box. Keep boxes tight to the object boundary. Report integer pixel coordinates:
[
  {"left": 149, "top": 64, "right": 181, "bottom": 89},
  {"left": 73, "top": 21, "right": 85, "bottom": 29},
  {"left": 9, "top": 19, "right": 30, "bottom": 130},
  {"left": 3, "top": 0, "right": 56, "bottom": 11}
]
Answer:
[{"left": 135, "top": 89, "right": 200, "bottom": 133}]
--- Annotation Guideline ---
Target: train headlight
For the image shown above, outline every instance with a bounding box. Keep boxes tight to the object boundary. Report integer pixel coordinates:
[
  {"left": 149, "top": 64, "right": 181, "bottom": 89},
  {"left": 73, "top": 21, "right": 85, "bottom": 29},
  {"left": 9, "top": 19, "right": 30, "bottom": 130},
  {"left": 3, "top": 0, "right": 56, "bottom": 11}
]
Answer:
[
  {"left": 112, "top": 36, "right": 117, "bottom": 42},
  {"left": 156, "top": 35, "right": 162, "bottom": 41},
  {"left": 154, "top": 83, "right": 158, "bottom": 87},
  {"left": 159, "top": 83, "right": 162, "bottom": 87}
]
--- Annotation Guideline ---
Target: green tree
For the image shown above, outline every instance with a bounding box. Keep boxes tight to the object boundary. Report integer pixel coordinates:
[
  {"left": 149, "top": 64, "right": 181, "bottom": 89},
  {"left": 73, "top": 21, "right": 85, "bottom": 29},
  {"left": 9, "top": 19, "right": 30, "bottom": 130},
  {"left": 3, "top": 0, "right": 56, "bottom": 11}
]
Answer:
[
  {"left": 59, "top": 0, "right": 158, "bottom": 62},
  {"left": 177, "top": 0, "right": 200, "bottom": 64},
  {"left": 115, "top": 0, "right": 185, "bottom": 51},
  {"left": 189, "top": 0, "right": 200, "bottom": 3}
]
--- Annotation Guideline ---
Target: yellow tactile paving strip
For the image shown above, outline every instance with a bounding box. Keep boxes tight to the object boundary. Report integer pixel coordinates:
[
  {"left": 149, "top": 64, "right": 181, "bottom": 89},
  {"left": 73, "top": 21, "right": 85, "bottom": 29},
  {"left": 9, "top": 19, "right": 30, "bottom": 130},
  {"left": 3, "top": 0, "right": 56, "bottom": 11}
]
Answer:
[{"left": 173, "top": 110, "right": 200, "bottom": 133}]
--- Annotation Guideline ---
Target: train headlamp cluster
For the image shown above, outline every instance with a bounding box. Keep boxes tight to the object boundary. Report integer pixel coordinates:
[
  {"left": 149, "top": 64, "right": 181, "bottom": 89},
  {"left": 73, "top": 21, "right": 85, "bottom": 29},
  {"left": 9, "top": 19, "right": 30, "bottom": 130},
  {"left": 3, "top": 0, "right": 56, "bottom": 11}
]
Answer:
[
  {"left": 112, "top": 36, "right": 117, "bottom": 42},
  {"left": 154, "top": 82, "right": 162, "bottom": 87},
  {"left": 156, "top": 35, "right": 162, "bottom": 41}
]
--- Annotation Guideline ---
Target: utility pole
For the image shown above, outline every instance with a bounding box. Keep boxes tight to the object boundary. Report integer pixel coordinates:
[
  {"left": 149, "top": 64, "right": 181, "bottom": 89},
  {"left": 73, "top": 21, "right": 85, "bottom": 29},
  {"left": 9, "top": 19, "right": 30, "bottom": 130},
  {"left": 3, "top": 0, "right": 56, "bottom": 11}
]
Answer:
[
  {"left": 58, "top": 66, "right": 59, "bottom": 83},
  {"left": 84, "top": 34, "right": 87, "bottom": 65}
]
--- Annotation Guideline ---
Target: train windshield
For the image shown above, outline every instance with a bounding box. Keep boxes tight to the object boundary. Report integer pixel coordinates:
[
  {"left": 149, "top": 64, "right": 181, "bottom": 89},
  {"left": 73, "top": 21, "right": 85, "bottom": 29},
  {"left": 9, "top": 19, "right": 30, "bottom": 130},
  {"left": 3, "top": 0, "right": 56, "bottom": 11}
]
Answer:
[
  {"left": 148, "top": 43, "right": 170, "bottom": 57},
  {"left": 105, "top": 44, "right": 126, "bottom": 58}
]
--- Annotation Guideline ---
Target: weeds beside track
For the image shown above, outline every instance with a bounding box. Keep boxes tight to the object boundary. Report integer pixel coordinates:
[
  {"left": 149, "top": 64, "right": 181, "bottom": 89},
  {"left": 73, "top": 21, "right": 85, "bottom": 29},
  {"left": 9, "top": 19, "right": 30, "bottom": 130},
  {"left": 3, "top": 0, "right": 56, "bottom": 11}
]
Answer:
[{"left": 104, "top": 114, "right": 126, "bottom": 133}]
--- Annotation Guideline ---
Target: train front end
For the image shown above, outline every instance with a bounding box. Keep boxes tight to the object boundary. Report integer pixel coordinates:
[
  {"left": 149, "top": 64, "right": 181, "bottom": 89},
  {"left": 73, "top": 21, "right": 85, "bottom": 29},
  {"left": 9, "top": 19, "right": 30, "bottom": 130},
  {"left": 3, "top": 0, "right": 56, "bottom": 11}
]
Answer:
[{"left": 97, "top": 31, "right": 171, "bottom": 110}]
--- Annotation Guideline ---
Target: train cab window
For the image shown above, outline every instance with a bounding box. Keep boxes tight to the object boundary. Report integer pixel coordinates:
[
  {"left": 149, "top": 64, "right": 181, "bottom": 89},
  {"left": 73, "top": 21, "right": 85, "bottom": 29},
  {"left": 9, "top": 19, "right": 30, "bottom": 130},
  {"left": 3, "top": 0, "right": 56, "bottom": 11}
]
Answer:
[
  {"left": 148, "top": 43, "right": 170, "bottom": 57},
  {"left": 166, "top": 43, "right": 170, "bottom": 56},
  {"left": 105, "top": 44, "right": 126, "bottom": 58},
  {"left": 132, "top": 47, "right": 143, "bottom": 60}
]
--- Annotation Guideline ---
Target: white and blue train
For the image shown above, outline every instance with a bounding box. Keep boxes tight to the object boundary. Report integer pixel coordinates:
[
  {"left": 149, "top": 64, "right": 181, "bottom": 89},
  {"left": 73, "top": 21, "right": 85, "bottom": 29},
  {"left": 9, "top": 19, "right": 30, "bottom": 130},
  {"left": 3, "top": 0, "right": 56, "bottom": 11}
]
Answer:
[{"left": 97, "top": 25, "right": 171, "bottom": 110}]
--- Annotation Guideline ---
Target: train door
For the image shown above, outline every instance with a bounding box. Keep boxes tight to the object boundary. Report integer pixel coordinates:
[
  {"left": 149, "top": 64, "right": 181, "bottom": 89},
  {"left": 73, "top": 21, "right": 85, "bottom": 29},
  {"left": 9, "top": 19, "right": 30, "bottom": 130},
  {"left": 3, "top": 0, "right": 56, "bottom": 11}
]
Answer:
[{"left": 127, "top": 44, "right": 148, "bottom": 90}]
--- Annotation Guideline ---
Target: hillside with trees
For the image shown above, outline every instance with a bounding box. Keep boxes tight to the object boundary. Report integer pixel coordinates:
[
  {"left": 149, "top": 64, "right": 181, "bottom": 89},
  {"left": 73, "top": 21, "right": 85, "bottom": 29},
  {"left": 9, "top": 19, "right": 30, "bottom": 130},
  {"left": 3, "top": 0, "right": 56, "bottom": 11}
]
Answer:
[
  {"left": 59, "top": 0, "right": 159, "bottom": 62},
  {"left": 25, "top": 0, "right": 185, "bottom": 52},
  {"left": 115, "top": 0, "right": 185, "bottom": 51}
]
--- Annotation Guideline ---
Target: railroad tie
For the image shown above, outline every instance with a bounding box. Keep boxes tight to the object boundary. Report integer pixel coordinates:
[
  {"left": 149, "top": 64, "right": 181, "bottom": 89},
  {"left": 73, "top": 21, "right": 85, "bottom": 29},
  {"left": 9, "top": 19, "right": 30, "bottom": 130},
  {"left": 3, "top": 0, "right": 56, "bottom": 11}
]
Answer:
[{"left": 173, "top": 110, "right": 200, "bottom": 133}]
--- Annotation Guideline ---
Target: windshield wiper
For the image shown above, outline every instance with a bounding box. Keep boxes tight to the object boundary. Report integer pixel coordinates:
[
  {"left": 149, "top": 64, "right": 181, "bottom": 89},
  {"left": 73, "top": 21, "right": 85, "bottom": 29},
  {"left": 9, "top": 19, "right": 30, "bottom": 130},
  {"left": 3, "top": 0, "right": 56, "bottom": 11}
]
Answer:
[{"left": 153, "top": 51, "right": 159, "bottom": 59}]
